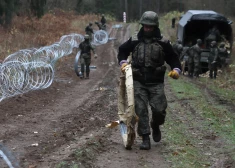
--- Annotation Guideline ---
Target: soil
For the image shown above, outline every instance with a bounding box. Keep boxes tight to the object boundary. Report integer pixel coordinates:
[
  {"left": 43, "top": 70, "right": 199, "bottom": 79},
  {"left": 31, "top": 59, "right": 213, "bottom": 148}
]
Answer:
[{"left": 0, "top": 24, "right": 234, "bottom": 168}]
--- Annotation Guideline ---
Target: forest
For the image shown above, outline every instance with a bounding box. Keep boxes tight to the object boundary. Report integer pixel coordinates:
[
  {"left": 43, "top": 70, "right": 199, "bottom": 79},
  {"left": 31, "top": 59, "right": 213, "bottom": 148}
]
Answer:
[{"left": 1, "top": 0, "right": 235, "bottom": 27}]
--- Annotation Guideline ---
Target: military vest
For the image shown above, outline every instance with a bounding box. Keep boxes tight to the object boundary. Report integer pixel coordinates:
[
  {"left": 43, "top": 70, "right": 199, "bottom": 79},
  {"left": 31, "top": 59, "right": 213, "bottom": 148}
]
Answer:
[
  {"left": 132, "top": 40, "right": 165, "bottom": 69},
  {"left": 80, "top": 42, "right": 92, "bottom": 55}
]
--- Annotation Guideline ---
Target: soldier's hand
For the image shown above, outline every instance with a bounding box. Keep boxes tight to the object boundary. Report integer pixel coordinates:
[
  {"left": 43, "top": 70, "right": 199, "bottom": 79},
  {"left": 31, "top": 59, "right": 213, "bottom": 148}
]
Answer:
[
  {"left": 121, "top": 63, "right": 128, "bottom": 73},
  {"left": 168, "top": 69, "right": 180, "bottom": 79},
  {"left": 94, "top": 54, "right": 98, "bottom": 59}
]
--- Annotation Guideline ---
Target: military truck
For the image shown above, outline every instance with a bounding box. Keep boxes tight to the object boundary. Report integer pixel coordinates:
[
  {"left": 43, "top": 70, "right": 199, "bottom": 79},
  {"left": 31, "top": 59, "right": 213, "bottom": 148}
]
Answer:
[{"left": 177, "top": 10, "right": 233, "bottom": 73}]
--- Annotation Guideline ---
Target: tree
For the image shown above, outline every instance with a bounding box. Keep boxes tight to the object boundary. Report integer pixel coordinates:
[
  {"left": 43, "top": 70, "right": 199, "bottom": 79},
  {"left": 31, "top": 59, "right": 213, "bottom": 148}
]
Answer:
[
  {"left": 0, "top": 0, "right": 19, "bottom": 27},
  {"left": 28, "top": 0, "right": 47, "bottom": 18}
]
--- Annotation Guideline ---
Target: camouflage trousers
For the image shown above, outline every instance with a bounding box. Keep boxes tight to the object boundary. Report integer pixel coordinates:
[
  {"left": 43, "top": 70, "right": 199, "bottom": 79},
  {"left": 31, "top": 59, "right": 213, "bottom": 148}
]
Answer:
[
  {"left": 208, "top": 62, "right": 218, "bottom": 78},
  {"left": 80, "top": 57, "right": 91, "bottom": 73},
  {"left": 134, "top": 81, "right": 167, "bottom": 136}
]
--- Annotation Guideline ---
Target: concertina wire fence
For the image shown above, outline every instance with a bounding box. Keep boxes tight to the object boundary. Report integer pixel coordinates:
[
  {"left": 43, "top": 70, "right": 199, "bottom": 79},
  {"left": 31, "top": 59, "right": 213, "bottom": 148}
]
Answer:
[{"left": 0, "top": 30, "right": 109, "bottom": 102}]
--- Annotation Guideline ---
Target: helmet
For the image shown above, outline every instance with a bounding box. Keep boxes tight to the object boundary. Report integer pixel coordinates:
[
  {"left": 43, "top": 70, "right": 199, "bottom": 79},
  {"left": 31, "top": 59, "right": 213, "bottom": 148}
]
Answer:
[
  {"left": 84, "top": 34, "right": 89, "bottom": 39},
  {"left": 102, "top": 14, "right": 104, "bottom": 17},
  {"left": 211, "top": 41, "right": 217, "bottom": 45},
  {"left": 139, "top": 11, "right": 159, "bottom": 27},
  {"left": 197, "top": 39, "right": 202, "bottom": 44},
  {"left": 89, "top": 22, "right": 92, "bottom": 26}
]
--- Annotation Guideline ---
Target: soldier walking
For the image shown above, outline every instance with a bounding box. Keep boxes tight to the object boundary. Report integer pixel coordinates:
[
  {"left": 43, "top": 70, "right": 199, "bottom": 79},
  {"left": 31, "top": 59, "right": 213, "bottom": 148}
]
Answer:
[
  {"left": 118, "top": 11, "right": 181, "bottom": 150},
  {"left": 85, "top": 22, "right": 94, "bottom": 41},
  {"left": 79, "top": 35, "right": 97, "bottom": 79}
]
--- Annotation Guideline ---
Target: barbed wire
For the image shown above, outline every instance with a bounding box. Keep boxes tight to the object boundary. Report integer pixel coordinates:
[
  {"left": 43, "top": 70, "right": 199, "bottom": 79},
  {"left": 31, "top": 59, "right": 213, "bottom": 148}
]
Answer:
[{"left": 0, "top": 30, "right": 109, "bottom": 102}]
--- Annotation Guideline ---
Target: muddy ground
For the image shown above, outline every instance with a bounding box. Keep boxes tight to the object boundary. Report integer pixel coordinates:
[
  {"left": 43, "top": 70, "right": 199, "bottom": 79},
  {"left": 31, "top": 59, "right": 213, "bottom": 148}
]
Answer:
[{"left": 0, "top": 24, "right": 234, "bottom": 168}]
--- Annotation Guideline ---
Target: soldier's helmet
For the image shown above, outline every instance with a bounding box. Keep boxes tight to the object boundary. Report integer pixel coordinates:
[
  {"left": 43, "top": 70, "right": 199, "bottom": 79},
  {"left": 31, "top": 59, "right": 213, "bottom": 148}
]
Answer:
[
  {"left": 211, "top": 41, "right": 217, "bottom": 45},
  {"left": 197, "top": 39, "right": 202, "bottom": 45},
  {"left": 84, "top": 34, "right": 89, "bottom": 40},
  {"left": 139, "top": 11, "right": 159, "bottom": 27},
  {"left": 89, "top": 22, "right": 92, "bottom": 26}
]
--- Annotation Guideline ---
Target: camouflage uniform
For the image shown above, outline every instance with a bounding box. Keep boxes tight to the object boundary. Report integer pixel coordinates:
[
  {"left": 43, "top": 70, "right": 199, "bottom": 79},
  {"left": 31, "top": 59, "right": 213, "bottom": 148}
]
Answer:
[
  {"left": 172, "top": 40, "right": 183, "bottom": 58},
  {"left": 118, "top": 11, "right": 181, "bottom": 150},
  {"left": 188, "top": 39, "right": 202, "bottom": 77},
  {"left": 85, "top": 23, "right": 94, "bottom": 41},
  {"left": 205, "top": 26, "right": 221, "bottom": 48},
  {"left": 218, "top": 43, "right": 228, "bottom": 68},
  {"left": 208, "top": 41, "right": 219, "bottom": 79},
  {"left": 101, "top": 14, "right": 106, "bottom": 26},
  {"left": 79, "top": 35, "right": 95, "bottom": 79}
]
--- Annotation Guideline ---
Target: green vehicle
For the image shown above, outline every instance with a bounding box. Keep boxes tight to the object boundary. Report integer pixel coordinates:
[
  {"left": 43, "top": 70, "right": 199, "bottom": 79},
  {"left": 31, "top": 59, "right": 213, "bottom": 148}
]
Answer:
[{"left": 177, "top": 10, "right": 233, "bottom": 73}]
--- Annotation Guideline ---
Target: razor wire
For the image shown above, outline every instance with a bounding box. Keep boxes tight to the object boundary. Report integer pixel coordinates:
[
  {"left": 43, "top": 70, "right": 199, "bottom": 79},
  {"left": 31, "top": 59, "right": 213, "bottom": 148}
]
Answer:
[{"left": 0, "top": 30, "right": 109, "bottom": 102}]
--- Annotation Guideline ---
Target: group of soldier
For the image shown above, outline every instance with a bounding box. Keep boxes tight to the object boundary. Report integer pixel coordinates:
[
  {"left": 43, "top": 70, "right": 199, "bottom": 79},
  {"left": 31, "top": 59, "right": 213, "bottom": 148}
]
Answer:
[
  {"left": 173, "top": 27, "right": 229, "bottom": 79},
  {"left": 78, "top": 14, "right": 106, "bottom": 79}
]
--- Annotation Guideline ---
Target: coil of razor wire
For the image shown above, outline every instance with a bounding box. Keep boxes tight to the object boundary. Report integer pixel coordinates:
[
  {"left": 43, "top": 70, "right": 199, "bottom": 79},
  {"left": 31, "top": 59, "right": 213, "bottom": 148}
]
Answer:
[{"left": 0, "top": 30, "right": 109, "bottom": 102}]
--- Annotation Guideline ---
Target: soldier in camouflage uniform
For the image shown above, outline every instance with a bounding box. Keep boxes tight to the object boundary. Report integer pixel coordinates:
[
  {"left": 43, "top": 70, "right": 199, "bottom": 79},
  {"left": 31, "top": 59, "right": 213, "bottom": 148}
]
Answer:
[
  {"left": 101, "top": 14, "right": 106, "bottom": 26},
  {"left": 172, "top": 39, "right": 183, "bottom": 58},
  {"left": 118, "top": 11, "right": 181, "bottom": 150},
  {"left": 188, "top": 39, "right": 202, "bottom": 77},
  {"left": 218, "top": 42, "right": 228, "bottom": 69},
  {"left": 208, "top": 41, "right": 219, "bottom": 79},
  {"left": 79, "top": 34, "right": 97, "bottom": 79},
  {"left": 85, "top": 22, "right": 94, "bottom": 41}
]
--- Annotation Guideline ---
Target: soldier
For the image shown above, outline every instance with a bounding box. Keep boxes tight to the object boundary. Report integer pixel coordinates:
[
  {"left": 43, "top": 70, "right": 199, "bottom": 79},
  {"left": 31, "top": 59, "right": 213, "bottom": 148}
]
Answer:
[
  {"left": 218, "top": 42, "right": 228, "bottom": 69},
  {"left": 187, "top": 39, "right": 202, "bottom": 77},
  {"left": 191, "top": 39, "right": 202, "bottom": 78},
  {"left": 79, "top": 34, "right": 97, "bottom": 79},
  {"left": 208, "top": 41, "right": 219, "bottom": 79},
  {"left": 172, "top": 39, "right": 183, "bottom": 58},
  {"left": 179, "top": 46, "right": 190, "bottom": 75},
  {"left": 205, "top": 25, "right": 221, "bottom": 48},
  {"left": 85, "top": 22, "right": 94, "bottom": 41},
  {"left": 118, "top": 11, "right": 181, "bottom": 150},
  {"left": 101, "top": 14, "right": 106, "bottom": 26}
]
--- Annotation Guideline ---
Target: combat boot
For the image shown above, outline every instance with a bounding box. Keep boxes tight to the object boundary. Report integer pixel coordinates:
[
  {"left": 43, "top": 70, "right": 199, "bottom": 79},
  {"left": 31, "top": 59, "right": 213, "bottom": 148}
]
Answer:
[
  {"left": 139, "top": 134, "right": 151, "bottom": 150},
  {"left": 80, "top": 73, "right": 84, "bottom": 79},
  {"left": 152, "top": 125, "right": 161, "bottom": 142}
]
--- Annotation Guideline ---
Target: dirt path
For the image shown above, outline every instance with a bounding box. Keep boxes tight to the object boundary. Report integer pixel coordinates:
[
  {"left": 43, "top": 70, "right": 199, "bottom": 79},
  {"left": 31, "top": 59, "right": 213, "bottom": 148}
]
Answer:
[
  {"left": 2, "top": 23, "right": 234, "bottom": 168},
  {"left": 0, "top": 24, "right": 169, "bottom": 168}
]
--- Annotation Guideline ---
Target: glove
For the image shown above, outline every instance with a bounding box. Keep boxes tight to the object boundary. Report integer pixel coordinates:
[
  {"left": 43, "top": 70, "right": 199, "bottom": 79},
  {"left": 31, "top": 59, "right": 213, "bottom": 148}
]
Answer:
[
  {"left": 121, "top": 63, "right": 128, "bottom": 73},
  {"left": 168, "top": 69, "right": 179, "bottom": 79},
  {"left": 212, "top": 61, "right": 216, "bottom": 64},
  {"left": 94, "top": 54, "right": 98, "bottom": 59}
]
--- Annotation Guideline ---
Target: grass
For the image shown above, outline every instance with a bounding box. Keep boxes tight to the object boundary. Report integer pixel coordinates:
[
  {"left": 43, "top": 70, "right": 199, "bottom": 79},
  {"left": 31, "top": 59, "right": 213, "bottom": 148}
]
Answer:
[{"left": 164, "top": 76, "right": 235, "bottom": 167}]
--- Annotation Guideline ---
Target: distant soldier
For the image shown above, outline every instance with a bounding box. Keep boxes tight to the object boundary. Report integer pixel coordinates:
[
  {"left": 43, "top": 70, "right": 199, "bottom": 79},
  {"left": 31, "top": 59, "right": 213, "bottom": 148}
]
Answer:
[
  {"left": 179, "top": 46, "right": 190, "bottom": 75},
  {"left": 205, "top": 25, "right": 221, "bottom": 48},
  {"left": 188, "top": 39, "right": 202, "bottom": 78},
  {"left": 172, "top": 39, "right": 183, "bottom": 58},
  {"left": 208, "top": 41, "right": 219, "bottom": 79},
  {"left": 218, "top": 42, "right": 228, "bottom": 69},
  {"left": 85, "top": 22, "right": 94, "bottom": 41},
  {"left": 101, "top": 14, "right": 106, "bottom": 26},
  {"left": 79, "top": 34, "right": 98, "bottom": 79}
]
